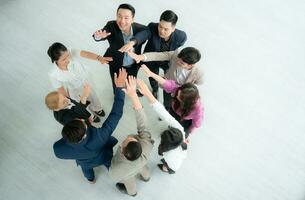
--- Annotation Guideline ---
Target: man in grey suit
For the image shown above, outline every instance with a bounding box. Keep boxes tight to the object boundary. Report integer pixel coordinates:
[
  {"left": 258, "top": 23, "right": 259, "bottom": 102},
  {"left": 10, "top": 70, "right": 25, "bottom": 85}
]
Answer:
[
  {"left": 128, "top": 47, "right": 203, "bottom": 110},
  {"left": 109, "top": 76, "right": 154, "bottom": 196}
]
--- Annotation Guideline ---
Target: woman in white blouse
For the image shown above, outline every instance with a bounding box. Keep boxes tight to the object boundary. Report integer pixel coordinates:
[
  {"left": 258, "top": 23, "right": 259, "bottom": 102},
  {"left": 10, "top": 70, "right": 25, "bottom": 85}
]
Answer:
[{"left": 137, "top": 79, "right": 187, "bottom": 174}]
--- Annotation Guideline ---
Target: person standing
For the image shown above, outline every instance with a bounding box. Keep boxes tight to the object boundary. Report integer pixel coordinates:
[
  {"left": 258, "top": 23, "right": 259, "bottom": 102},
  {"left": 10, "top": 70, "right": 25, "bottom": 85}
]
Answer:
[
  {"left": 109, "top": 76, "right": 154, "bottom": 196},
  {"left": 53, "top": 68, "right": 127, "bottom": 183},
  {"left": 131, "top": 10, "right": 187, "bottom": 100},
  {"left": 92, "top": 4, "right": 147, "bottom": 93},
  {"left": 47, "top": 42, "right": 111, "bottom": 118}
]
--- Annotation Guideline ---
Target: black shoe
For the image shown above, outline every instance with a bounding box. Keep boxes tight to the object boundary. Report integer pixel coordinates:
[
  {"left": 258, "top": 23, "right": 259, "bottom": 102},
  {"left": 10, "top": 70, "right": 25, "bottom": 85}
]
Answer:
[
  {"left": 95, "top": 109, "right": 105, "bottom": 117},
  {"left": 152, "top": 90, "right": 158, "bottom": 99},
  {"left": 136, "top": 89, "right": 143, "bottom": 97},
  {"left": 87, "top": 178, "right": 96, "bottom": 184},
  {"left": 93, "top": 116, "right": 100, "bottom": 123},
  {"left": 116, "top": 183, "right": 137, "bottom": 196}
]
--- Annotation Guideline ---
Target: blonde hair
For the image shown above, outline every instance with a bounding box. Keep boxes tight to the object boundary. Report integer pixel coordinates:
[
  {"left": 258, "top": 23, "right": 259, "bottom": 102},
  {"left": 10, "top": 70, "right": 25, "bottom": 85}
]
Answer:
[{"left": 45, "top": 91, "right": 59, "bottom": 110}]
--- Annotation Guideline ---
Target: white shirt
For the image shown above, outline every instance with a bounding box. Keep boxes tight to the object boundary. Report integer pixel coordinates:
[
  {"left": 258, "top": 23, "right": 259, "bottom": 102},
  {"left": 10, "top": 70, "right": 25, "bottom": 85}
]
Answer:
[
  {"left": 48, "top": 48, "right": 88, "bottom": 90},
  {"left": 176, "top": 67, "right": 191, "bottom": 85},
  {"left": 151, "top": 101, "right": 187, "bottom": 171}
]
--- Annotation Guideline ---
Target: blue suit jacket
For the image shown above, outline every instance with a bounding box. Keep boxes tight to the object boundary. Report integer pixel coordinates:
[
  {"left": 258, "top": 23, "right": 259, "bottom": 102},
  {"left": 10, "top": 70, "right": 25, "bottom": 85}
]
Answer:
[
  {"left": 53, "top": 88, "right": 125, "bottom": 169},
  {"left": 133, "top": 22, "right": 187, "bottom": 69},
  {"left": 133, "top": 22, "right": 187, "bottom": 53}
]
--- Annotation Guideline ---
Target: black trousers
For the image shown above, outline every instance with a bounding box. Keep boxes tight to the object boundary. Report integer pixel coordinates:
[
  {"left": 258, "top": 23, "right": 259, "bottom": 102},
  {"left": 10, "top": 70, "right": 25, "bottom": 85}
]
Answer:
[
  {"left": 146, "top": 61, "right": 169, "bottom": 92},
  {"left": 169, "top": 107, "right": 192, "bottom": 138},
  {"left": 109, "top": 63, "right": 140, "bottom": 93}
]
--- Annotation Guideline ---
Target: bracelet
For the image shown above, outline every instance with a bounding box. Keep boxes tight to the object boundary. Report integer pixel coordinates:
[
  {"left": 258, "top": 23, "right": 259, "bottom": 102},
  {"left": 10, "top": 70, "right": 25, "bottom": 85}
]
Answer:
[{"left": 96, "top": 55, "right": 101, "bottom": 60}]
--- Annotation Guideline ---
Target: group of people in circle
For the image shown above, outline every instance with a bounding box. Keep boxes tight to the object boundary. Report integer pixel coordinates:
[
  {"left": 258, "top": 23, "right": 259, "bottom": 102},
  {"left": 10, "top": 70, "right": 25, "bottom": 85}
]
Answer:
[{"left": 44, "top": 3, "right": 204, "bottom": 196}]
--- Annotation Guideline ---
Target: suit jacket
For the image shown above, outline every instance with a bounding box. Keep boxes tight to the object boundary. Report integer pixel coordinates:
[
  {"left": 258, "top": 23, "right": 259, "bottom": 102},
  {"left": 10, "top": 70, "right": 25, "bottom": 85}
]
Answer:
[
  {"left": 53, "top": 88, "right": 125, "bottom": 169},
  {"left": 53, "top": 98, "right": 91, "bottom": 126},
  {"left": 93, "top": 20, "right": 147, "bottom": 68},
  {"left": 133, "top": 22, "right": 186, "bottom": 68},
  {"left": 133, "top": 22, "right": 187, "bottom": 53},
  {"left": 109, "top": 108, "right": 154, "bottom": 182},
  {"left": 144, "top": 48, "right": 203, "bottom": 85}
]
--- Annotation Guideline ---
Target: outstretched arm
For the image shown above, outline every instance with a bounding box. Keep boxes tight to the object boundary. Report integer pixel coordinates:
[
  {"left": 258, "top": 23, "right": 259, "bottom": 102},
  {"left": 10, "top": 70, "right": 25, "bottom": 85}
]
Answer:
[
  {"left": 96, "top": 68, "right": 127, "bottom": 143},
  {"left": 137, "top": 79, "right": 184, "bottom": 134},
  {"left": 140, "top": 64, "right": 166, "bottom": 85},
  {"left": 122, "top": 76, "right": 147, "bottom": 133},
  {"left": 80, "top": 50, "right": 113, "bottom": 64}
]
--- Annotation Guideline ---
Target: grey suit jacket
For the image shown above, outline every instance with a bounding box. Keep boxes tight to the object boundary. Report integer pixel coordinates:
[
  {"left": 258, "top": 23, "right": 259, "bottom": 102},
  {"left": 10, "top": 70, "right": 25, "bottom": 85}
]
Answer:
[
  {"left": 144, "top": 48, "right": 203, "bottom": 85},
  {"left": 109, "top": 108, "right": 154, "bottom": 182}
]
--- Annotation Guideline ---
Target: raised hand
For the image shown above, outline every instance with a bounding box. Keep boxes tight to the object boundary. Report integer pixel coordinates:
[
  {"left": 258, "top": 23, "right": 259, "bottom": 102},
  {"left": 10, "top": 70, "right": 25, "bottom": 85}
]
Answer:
[
  {"left": 118, "top": 41, "right": 136, "bottom": 53},
  {"left": 94, "top": 29, "right": 111, "bottom": 39},
  {"left": 140, "top": 64, "right": 153, "bottom": 77},
  {"left": 136, "top": 79, "right": 152, "bottom": 97},
  {"left": 122, "top": 76, "right": 137, "bottom": 97},
  {"left": 114, "top": 68, "right": 128, "bottom": 88},
  {"left": 127, "top": 50, "right": 145, "bottom": 64},
  {"left": 98, "top": 56, "right": 113, "bottom": 64}
]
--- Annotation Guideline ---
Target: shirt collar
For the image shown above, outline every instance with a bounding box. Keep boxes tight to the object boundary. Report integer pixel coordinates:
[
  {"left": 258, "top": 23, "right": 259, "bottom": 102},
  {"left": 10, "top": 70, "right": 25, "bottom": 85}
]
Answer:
[{"left": 121, "top": 26, "right": 133, "bottom": 36}]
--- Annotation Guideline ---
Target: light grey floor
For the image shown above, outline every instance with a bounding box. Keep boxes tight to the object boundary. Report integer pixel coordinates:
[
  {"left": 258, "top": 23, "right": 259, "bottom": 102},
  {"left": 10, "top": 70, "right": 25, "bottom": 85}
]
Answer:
[{"left": 0, "top": 0, "right": 304, "bottom": 199}]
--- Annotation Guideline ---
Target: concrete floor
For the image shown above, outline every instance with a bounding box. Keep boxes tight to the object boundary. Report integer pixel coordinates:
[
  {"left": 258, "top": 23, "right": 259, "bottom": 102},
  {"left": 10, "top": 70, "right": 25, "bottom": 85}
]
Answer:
[{"left": 0, "top": 0, "right": 304, "bottom": 199}]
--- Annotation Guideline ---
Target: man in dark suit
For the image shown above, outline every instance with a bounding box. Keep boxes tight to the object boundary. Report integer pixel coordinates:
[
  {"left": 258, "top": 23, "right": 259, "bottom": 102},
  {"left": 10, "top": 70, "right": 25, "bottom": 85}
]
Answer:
[
  {"left": 131, "top": 10, "right": 187, "bottom": 102},
  {"left": 53, "top": 68, "right": 127, "bottom": 183},
  {"left": 92, "top": 4, "right": 147, "bottom": 93}
]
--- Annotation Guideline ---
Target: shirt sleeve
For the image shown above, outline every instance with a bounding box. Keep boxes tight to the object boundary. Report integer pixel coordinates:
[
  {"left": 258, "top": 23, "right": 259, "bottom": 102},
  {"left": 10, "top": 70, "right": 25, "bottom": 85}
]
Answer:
[
  {"left": 162, "top": 80, "right": 180, "bottom": 94},
  {"left": 150, "top": 101, "right": 185, "bottom": 136},
  {"left": 144, "top": 51, "right": 175, "bottom": 62},
  {"left": 70, "top": 48, "right": 81, "bottom": 59},
  {"left": 49, "top": 73, "right": 63, "bottom": 89},
  {"left": 189, "top": 101, "right": 204, "bottom": 132},
  {"left": 163, "top": 148, "right": 187, "bottom": 171}
]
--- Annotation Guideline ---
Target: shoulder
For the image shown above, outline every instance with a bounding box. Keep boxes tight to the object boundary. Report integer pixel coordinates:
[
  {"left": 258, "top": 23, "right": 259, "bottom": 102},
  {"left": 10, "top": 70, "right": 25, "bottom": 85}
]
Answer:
[
  {"left": 148, "top": 22, "right": 158, "bottom": 29},
  {"left": 133, "top": 22, "right": 146, "bottom": 30},
  {"left": 106, "top": 20, "right": 116, "bottom": 26},
  {"left": 48, "top": 65, "right": 60, "bottom": 77},
  {"left": 174, "top": 29, "right": 186, "bottom": 40}
]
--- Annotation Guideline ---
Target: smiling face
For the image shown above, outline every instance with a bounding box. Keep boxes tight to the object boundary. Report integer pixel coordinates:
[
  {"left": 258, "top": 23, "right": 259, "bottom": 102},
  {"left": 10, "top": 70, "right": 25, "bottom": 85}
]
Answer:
[
  {"left": 56, "top": 51, "right": 70, "bottom": 68},
  {"left": 158, "top": 20, "right": 175, "bottom": 40},
  {"left": 116, "top": 8, "right": 134, "bottom": 33}
]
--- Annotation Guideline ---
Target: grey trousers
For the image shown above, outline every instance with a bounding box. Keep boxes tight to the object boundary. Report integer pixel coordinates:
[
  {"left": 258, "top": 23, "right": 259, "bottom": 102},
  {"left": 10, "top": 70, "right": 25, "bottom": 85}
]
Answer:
[{"left": 120, "top": 165, "right": 150, "bottom": 196}]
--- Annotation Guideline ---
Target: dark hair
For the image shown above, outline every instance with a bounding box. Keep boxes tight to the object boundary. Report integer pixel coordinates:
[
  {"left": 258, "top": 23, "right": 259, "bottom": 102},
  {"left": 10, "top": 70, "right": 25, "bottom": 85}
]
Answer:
[
  {"left": 47, "top": 42, "right": 67, "bottom": 63},
  {"left": 117, "top": 4, "right": 135, "bottom": 17},
  {"left": 123, "top": 141, "right": 142, "bottom": 161},
  {"left": 178, "top": 47, "right": 201, "bottom": 64},
  {"left": 173, "top": 83, "right": 199, "bottom": 120},
  {"left": 158, "top": 127, "right": 187, "bottom": 155},
  {"left": 160, "top": 10, "right": 178, "bottom": 25},
  {"left": 62, "top": 120, "right": 86, "bottom": 143}
]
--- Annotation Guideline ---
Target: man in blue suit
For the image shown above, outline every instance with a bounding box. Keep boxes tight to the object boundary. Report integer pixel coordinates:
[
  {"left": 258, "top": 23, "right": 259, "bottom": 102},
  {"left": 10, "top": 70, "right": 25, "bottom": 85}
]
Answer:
[
  {"left": 53, "top": 68, "right": 127, "bottom": 183},
  {"left": 131, "top": 10, "right": 187, "bottom": 102}
]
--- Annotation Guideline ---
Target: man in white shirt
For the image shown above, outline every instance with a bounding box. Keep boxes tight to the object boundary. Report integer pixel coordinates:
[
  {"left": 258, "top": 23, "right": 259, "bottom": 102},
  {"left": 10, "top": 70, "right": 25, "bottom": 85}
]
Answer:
[{"left": 47, "top": 42, "right": 112, "bottom": 120}]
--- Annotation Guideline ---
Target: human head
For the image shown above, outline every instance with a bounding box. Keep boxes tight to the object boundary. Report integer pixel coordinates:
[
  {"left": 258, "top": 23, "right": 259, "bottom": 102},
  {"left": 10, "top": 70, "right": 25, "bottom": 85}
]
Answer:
[
  {"left": 121, "top": 135, "right": 142, "bottom": 161},
  {"left": 62, "top": 120, "right": 87, "bottom": 143},
  {"left": 158, "top": 127, "right": 185, "bottom": 155},
  {"left": 45, "top": 91, "right": 70, "bottom": 111},
  {"left": 173, "top": 83, "right": 199, "bottom": 118},
  {"left": 47, "top": 42, "right": 70, "bottom": 67},
  {"left": 158, "top": 10, "right": 178, "bottom": 40},
  {"left": 116, "top": 4, "right": 135, "bottom": 32},
  {"left": 177, "top": 47, "right": 201, "bottom": 69}
]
